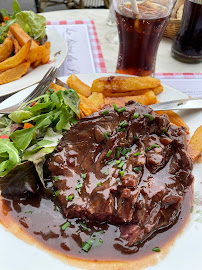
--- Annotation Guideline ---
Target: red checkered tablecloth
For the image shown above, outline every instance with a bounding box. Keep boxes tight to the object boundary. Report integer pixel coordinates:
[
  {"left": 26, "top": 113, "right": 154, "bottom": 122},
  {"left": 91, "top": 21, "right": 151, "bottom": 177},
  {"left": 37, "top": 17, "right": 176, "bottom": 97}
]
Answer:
[
  {"left": 47, "top": 20, "right": 106, "bottom": 73},
  {"left": 155, "top": 73, "right": 202, "bottom": 79}
]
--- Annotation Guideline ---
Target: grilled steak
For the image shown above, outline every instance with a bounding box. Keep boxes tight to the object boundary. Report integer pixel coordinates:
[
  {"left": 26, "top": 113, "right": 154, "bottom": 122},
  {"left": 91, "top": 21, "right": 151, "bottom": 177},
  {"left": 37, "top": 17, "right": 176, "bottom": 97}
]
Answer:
[{"left": 49, "top": 101, "right": 193, "bottom": 246}]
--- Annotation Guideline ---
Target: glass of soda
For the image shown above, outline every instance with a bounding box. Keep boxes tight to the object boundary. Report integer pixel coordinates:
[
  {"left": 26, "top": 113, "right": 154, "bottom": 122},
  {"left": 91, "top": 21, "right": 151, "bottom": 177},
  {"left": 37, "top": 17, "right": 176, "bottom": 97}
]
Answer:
[{"left": 114, "top": 0, "right": 176, "bottom": 76}]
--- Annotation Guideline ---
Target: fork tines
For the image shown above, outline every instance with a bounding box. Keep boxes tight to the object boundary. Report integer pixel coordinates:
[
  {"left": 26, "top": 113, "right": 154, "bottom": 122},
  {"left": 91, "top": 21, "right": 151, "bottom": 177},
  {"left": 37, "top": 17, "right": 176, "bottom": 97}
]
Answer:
[{"left": 23, "top": 67, "right": 59, "bottom": 105}]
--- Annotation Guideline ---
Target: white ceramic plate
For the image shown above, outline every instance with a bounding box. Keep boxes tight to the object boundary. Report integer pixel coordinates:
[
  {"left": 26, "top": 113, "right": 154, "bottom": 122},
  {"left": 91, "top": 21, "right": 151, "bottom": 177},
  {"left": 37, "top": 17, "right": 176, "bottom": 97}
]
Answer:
[
  {"left": 0, "top": 73, "right": 201, "bottom": 270},
  {"left": 0, "top": 28, "right": 68, "bottom": 97}
]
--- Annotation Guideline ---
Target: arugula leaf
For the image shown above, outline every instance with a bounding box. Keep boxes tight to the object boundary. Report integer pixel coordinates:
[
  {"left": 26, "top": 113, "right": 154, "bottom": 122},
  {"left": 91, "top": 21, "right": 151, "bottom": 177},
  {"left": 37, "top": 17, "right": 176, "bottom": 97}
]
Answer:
[
  {"left": 10, "top": 127, "right": 35, "bottom": 151},
  {"left": 0, "top": 1, "right": 20, "bottom": 43},
  {"left": 61, "top": 89, "right": 80, "bottom": 117},
  {"left": 0, "top": 139, "right": 20, "bottom": 177},
  {"left": 12, "top": 0, "right": 21, "bottom": 19},
  {"left": 1, "top": 9, "right": 9, "bottom": 18},
  {"left": 30, "top": 102, "right": 52, "bottom": 113},
  {"left": 0, "top": 18, "right": 16, "bottom": 43}
]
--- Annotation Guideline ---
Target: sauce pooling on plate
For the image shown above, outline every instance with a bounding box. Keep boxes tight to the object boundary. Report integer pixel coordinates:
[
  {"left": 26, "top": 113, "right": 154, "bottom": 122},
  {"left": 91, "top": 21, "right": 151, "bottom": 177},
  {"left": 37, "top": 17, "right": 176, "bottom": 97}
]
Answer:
[{"left": 0, "top": 186, "right": 192, "bottom": 262}]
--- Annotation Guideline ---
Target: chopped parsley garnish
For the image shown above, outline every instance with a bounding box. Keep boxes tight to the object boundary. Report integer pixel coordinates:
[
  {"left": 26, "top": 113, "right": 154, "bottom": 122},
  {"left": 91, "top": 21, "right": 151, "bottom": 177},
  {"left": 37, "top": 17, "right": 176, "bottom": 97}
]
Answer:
[
  {"left": 144, "top": 114, "right": 154, "bottom": 121},
  {"left": 79, "top": 222, "right": 88, "bottom": 231},
  {"left": 122, "top": 148, "right": 131, "bottom": 155},
  {"left": 119, "top": 121, "right": 128, "bottom": 128},
  {"left": 104, "top": 132, "right": 109, "bottom": 141},
  {"left": 54, "top": 190, "right": 60, "bottom": 196},
  {"left": 117, "top": 127, "right": 126, "bottom": 132},
  {"left": 146, "top": 144, "right": 160, "bottom": 152},
  {"left": 97, "top": 230, "right": 105, "bottom": 234},
  {"left": 82, "top": 237, "right": 95, "bottom": 252},
  {"left": 113, "top": 103, "right": 126, "bottom": 113},
  {"left": 134, "top": 152, "right": 140, "bottom": 156},
  {"left": 81, "top": 173, "right": 87, "bottom": 178},
  {"left": 177, "top": 102, "right": 183, "bottom": 106},
  {"left": 108, "top": 160, "right": 114, "bottom": 165},
  {"left": 118, "top": 171, "right": 125, "bottom": 177},
  {"left": 117, "top": 107, "right": 126, "bottom": 113},
  {"left": 117, "top": 161, "right": 124, "bottom": 169},
  {"left": 53, "top": 176, "right": 59, "bottom": 182},
  {"left": 25, "top": 211, "right": 32, "bottom": 214},
  {"left": 102, "top": 110, "right": 109, "bottom": 115},
  {"left": 61, "top": 221, "right": 70, "bottom": 231},
  {"left": 106, "top": 149, "right": 112, "bottom": 157},
  {"left": 113, "top": 104, "right": 118, "bottom": 111},
  {"left": 96, "top": 238, "right": 103, "bottom": 247},
  {"left": 116, "top": 147, "right": 122, "bottom": 158},
  {"left": 134, "top": 166, "right": 142, "bottom": 172},
  {"left": 133, "top": 113, "right": 139, "bottom": 118},
  {"left": 133, "top": 136, "right": 138, "bottom": 140},
  {"left": 105, "top": 168, "right": 109, "bottom": 175},
  {"left": 152, "top": 247, "right": 160, "bottom": 252},
  {"left": 66, "top": 195, "right": 74, "bottom": 201},
  {"left": 161, "top": 128, "right": 167, "bottom": 135},
  {"left": 97, "top": 182, "right": 102, "bottom": 186},
  {"left": 76, "top": 182, "right": 83, "bottom": 194}
]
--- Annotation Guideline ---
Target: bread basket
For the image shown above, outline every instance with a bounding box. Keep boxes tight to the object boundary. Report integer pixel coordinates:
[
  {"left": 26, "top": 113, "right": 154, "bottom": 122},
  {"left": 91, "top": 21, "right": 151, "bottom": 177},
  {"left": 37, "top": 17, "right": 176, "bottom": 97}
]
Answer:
[{"left": 163, "top": 18, "right": 181, "bottom": 39}]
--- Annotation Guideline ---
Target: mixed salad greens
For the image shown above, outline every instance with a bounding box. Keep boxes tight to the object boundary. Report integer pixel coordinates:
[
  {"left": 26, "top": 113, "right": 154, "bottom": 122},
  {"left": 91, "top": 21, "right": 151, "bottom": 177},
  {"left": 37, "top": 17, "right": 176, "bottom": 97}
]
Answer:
[
  {"left": 0, "top": 86, "right": 80, "bottom": 192},
  {"left": 0, "top": 0, "right": 46, "bottom": 43}
]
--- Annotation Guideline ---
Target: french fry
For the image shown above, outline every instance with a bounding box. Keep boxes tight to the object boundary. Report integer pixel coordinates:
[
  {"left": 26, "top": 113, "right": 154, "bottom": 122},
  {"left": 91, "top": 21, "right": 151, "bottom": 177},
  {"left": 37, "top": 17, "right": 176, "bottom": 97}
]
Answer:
[
  {"left": 0, "top": 38, "right": 14, "bottom": 62},
  {"left": 9, "top": 23, "right": 39, "bottom": 50},
  {"left": 103, "top": 85, "right": 163, "bottom": 97},
  {"left": 0, "top": 62, "right": 30, "bottom": 85},
  {"left": 13, "top": 38, "right": 21, "bottom": 54},
  {"left": 0, "top": 40, "right": 31, "bottom": 72},
  {"left": 78, "top": 94, "right": 97, "bottom": 116},
  {"left": 26, "top": 45, "right": 47, "bottom": 63},
  {"left": 151, "top": 85, "right": 163, "bottom": 95},
  {"left": 67, "top": 74, "right": 91, "bottom": 97},
  {"left": 41, "top": 41, "right": 51, "bottom": 64},
  {"left": 155, "top": 110, "right": 189, "bottom": 133},
  {"left": 7, "top": 30, "right": 14, "bottom": 39},
  {"left": 104, "top": 91, "right": 157, "bottom": 107},
  {"left": 31, "top": 60, "right": 41, "bottom": 69},
  {"left": 50, "top": 83, "right": 67, "bottom": 92},
  {"left": 80, "top": 109, "right": 86, "bottom": 118},
  {"left": 91, "top": 76, "right": 161, "bottom": 94},
  {"left": 187, "top": 126, "right": 202, "bottom": 162},
  {"left": 88, "top": 92, "right": 105, "bottom": 109}
]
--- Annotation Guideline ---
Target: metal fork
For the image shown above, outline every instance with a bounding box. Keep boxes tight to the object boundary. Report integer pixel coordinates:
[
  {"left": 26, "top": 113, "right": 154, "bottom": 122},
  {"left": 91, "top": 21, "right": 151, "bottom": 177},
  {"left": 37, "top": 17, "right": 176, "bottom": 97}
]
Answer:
[{"left": 0, "top": 67, "right": 59, "bottom": 114}]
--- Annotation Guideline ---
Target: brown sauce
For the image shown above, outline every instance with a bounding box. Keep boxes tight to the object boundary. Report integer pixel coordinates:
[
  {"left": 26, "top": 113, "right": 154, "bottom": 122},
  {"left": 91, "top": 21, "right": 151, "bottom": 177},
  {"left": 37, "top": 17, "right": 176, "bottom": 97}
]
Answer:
[{"left": 0, "top": 185, "right": 193, "bottom": 268}]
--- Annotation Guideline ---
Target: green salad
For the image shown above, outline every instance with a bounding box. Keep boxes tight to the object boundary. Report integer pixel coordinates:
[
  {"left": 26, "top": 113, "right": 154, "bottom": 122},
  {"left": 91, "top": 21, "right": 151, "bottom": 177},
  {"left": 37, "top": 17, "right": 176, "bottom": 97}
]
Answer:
[
  {"left": 0, "top": 0, "right": 46, "bottom": 43},
  {"left": 0, "top": 87, "right": 80, "bottom": 187}
]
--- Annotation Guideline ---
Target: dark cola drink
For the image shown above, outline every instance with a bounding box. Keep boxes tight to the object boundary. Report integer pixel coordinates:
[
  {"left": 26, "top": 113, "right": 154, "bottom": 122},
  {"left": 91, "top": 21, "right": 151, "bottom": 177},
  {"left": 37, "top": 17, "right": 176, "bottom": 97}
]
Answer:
[
  {"left": 115, "top": 1, "right": 172, "bottom": 76},
  {"left": 171, "top": 0, "right": 202, "bottom": 63}
]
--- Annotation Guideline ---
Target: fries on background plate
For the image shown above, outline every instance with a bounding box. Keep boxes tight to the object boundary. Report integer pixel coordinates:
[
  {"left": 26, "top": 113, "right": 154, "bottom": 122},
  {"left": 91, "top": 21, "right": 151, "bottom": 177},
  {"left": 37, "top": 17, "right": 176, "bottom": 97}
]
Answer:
[{"left": 0, "top": 0, "right": 50, "bottom": 85}]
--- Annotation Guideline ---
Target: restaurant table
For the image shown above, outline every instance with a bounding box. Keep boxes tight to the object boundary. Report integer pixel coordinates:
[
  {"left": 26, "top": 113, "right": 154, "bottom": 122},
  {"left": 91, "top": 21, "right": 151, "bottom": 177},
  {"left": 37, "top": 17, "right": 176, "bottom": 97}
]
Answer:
[{"left": 41, "top": 9, "right": 202, "bottom": 74}]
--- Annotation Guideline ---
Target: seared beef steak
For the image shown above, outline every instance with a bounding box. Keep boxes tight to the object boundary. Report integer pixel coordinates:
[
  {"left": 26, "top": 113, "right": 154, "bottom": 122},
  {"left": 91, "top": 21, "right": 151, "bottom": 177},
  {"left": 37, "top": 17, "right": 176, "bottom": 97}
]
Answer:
[{"left": 49, "top": 101, "right": 193, "bottom": 246}]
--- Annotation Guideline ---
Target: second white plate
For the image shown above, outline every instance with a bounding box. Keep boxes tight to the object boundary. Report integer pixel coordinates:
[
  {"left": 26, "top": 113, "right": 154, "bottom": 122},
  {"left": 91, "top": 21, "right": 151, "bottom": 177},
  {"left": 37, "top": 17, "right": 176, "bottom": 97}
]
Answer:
[{"left": 0, "top": 28, "right": 68, "bottom": 97}]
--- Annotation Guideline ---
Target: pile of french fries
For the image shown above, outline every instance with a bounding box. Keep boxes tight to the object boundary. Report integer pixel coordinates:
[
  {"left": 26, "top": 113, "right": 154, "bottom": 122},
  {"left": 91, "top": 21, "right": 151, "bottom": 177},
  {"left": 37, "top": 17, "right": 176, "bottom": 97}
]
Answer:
[
  {"left": 0, "top": 23, "right": 50, "bottom": 85},
  {"left": 50, "top": 74, "right": 189, "bottom": 132}
]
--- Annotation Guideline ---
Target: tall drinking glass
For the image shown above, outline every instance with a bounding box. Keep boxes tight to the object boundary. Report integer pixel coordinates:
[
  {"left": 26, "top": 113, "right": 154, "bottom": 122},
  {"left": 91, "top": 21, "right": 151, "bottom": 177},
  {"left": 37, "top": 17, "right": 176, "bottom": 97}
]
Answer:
[{"left": 114, "top": 0, "right": 176, "bottom": 76}]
